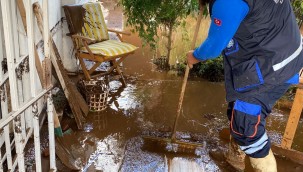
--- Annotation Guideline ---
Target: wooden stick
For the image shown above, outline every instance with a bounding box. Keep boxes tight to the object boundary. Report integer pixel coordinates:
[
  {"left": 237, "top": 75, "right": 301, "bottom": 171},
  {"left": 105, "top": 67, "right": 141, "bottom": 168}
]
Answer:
[
  {"left": 33, "top": 2, "right": 88, "bottom": 129},
  {"left": 220, "top": 128, "right": 303, "bottom": 165},
  {"left": 33, "top": 2, "right": 88, "bottom": 115},
  {"left": 171, "top": 6, "right": 204, "bottom": 141},
  {"left": 281, "top": 88, "right": 303, "bottom": 149},
  {"left": 272, "top": 144, "right": 303, "bottom": 165},
  {"left": 16, "top": 0, "right": 45, "bottom": 87}
]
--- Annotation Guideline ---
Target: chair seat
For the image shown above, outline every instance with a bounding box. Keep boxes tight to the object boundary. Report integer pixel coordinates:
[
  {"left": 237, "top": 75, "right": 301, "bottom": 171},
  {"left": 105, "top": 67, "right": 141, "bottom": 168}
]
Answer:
[{"left": 80, "top": 40, "right": 138, "bottom": 57}]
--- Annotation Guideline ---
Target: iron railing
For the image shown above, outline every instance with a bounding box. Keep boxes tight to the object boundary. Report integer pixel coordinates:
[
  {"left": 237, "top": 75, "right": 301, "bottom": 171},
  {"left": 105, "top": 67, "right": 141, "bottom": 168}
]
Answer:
[{"left": 0, "top": 0, "right": 56, "bottom": 171}]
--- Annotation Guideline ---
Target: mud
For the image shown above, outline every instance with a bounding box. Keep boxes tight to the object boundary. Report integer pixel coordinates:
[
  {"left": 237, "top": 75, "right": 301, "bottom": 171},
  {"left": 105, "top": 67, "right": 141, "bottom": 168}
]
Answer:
[
  {"left": 52, "top": 31, "right": 303, "bottom": 171},
  {"left": 23, "top": 1, "right": 303, "bottom": 171}
]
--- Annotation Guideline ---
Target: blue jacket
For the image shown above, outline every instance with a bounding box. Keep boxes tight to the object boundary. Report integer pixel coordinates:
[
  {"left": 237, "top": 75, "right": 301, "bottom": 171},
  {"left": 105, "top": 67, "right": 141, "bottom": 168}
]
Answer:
[{"left": 194, "top": 0, "right": 302, "bottom": 101}]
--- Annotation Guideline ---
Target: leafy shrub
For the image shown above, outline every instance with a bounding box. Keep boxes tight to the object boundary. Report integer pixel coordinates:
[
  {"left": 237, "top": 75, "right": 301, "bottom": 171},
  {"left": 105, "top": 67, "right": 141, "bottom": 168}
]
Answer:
[
  {"left": 292, "top": 0, "right": 303, "bottom": 26},
  {"left": 176, "top": 56, "right": 224, "bottom": 82},
  {"left": 193, "top": 56, "right": 224, "bottom": 82}
]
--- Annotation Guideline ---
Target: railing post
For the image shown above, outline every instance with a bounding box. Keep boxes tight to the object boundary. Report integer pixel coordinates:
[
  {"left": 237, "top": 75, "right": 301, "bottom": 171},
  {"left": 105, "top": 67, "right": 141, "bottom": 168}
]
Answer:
[
  {"left": 1, "top": 0, "right": 25, "bottom": 171},
  {"left": 43, "top": 0, "right": 56, "bottom": 170},
  {"left": 26, "top": 0, "right": 43, "bottom": 170}
]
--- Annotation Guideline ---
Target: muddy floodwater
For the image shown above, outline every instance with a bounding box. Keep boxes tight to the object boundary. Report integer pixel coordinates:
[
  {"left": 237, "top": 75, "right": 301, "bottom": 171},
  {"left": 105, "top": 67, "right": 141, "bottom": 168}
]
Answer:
[
  {"left": 23, "top": 1, "right": 303, "bottom": 171},
  {"left": 47, "top": 30, "right": 303, "bottom": 172}
]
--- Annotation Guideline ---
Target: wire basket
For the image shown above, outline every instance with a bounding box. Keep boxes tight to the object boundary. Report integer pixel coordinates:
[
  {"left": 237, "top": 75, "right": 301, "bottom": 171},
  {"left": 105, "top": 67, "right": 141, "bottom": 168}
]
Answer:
[{"left": 78, "top": 79, "right": 109, "bottom": 112}]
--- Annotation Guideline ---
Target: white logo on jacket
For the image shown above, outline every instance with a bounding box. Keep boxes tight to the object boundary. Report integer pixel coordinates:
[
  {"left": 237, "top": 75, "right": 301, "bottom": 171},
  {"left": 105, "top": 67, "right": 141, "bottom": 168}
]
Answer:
[
  {"left": 227, "top": 39, "right": 234, "bottom": 49},
  {"left": 273, "top": 0, "right": 283, "bottom": 4}
]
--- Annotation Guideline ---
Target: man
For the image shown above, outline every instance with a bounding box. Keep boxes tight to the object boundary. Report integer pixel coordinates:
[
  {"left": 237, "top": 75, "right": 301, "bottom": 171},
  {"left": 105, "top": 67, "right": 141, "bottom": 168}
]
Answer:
[{"left": 187, "top": 0, "right": 303, "bottom": 171}]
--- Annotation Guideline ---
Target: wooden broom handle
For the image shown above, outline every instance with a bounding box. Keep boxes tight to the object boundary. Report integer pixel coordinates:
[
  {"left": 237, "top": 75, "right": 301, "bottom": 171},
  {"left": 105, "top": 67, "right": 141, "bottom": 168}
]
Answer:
[{"left": 172, "top": 6, "right": 204, "bottom": 141}]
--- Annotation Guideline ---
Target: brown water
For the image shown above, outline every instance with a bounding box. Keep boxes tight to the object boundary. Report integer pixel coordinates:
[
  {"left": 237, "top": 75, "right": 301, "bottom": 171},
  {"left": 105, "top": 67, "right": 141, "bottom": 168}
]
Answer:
[
  {"left": 23, "top": 1, "right": 303, "bottom": 171},
  {"left": 45, "top": 32, "right": 302, "bottom": 172}
]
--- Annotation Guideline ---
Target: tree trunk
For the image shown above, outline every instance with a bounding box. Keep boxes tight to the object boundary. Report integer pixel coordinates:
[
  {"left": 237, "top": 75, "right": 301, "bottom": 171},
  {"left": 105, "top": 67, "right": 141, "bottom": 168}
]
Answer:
[{"left": 166, "top": 23, "right": 174, "bottom": 69}]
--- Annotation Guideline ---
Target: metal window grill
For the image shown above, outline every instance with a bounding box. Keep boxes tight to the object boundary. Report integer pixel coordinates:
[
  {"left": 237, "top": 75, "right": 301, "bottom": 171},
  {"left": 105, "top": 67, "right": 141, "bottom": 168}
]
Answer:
[{"left": 0, "top": 0, "right": 56, "bottom": 171}]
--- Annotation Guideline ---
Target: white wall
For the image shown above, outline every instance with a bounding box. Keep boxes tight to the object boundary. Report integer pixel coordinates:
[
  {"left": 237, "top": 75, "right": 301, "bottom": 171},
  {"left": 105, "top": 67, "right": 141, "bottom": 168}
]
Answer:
[
  {"left": 61, "top": 0, "right": 97, "bottom": 72},
  {"left": 1, "top": 0, "right": 93, "bottom": 120}
]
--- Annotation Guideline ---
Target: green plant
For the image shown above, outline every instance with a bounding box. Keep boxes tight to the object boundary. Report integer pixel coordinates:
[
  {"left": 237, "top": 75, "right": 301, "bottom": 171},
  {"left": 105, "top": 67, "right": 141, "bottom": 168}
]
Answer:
[
  {"left": 292, "top": 0, "right": 303, "bottom": 26},
  {"left": 120, "top": 0, "right": 202, "bottom": 67},
  {"left": 193, "top": 56, "right": 224, "bottom": 82}
]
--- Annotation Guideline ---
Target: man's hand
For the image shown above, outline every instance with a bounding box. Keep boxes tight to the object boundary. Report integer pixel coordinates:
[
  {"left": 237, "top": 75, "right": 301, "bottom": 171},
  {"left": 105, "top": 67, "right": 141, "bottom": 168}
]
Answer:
[{"left": 187, "top": 50, "right": 200, "bottom": 68}]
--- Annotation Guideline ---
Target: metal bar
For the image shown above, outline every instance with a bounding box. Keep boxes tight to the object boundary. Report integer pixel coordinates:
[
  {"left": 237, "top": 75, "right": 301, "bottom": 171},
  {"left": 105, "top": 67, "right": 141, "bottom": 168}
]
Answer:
[
  {"left": 0, "top": 87, "right": 51, "bottom": 129},
  {"left": 23, "top": 74, "right": 33, "bottom": 131},
  {"left": 0, "top": 74, "right": 8, "bottom": 87},
  {"left": 11, "top": 158, "right": 18, "bottom": 171},
  {"left": 1, "top": 85, "right": 13, "bottom": 169},
  {"left": 13, "top": 118, "right": 25, "bottom": 172},
  {"left": 26, "top": 0, "right": 37, "bottom": 97},
  {"left": 14, "top": 55, "right": 28, "bottom": 68},
  {"left": 0, "top": 0, "right": 4, "bottom": 82},
  {"left": 0, "top": 7, "right": 5, "bottom": 162},
  {"left": 0, "top": 0, "right": 19, "bottom": 109},
  {"left": 32, "top": 101, "right": 42, "bottom": 172},
  {"left": 47, "top": 93, "right": 56, "bottom": 171},
  {"left": 0, "top": 133, "right": 15, "bottom": 166},
  {"left": 43, "top": 0, "right": 56, "bottom": 170},
  {"left": 10, "top": 0, "right": 20, "bottom": 61},
  {"left": 17, "top": 79, "right": 27, "bottom": 140},
  {"left": 0, "top": 130, "right": 3, "bottom": 172},
  {"left": 3, "top": 126, "right": 13, "bottom": 169},
  {"left": 0, "top": 0, "right": 24, "bottom": 171},
  {"left": 26, "top": 6, "right": 41, "bottom": 166}
]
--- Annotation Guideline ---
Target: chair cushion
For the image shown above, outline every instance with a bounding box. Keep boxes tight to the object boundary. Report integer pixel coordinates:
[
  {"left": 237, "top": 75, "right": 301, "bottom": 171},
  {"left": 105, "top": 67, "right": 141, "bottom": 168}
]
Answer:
[
  {"left": 80, "top": 40, "right": 138, "bottom": 57},
  {"left": 63, "top": 2, "right": 109, "bottom": 49},
  {"left": 82, "top": 2, "right": 109, "bottom": 41}
]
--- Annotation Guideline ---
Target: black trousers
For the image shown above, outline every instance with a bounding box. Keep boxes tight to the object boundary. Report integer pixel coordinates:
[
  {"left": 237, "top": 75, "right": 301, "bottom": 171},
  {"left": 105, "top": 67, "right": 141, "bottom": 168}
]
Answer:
[{"left": 227, "top": 83, "right": 291, "bottom": 158}]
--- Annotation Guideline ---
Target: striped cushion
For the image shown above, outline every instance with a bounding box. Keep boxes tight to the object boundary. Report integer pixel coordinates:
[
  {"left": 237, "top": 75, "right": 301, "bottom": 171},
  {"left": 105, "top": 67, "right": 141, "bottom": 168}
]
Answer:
[
  {"left": 80, "top": 40, "right": 138, "bottom": 57},
  {"left": 82, "top": 2, "right": 109, "bottom": 41}
]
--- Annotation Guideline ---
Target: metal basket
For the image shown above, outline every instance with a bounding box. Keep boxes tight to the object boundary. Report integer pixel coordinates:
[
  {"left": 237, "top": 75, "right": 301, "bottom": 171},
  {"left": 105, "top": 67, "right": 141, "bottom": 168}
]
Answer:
[{"left": 78, "top": 79, "right": 109, "bottom": 112}]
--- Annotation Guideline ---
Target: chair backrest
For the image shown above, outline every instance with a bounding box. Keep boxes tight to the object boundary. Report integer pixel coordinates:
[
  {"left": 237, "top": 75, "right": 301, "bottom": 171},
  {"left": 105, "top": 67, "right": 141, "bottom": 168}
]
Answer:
[{"left": 63, "top": 2, "right": 109, "bottom": 48}]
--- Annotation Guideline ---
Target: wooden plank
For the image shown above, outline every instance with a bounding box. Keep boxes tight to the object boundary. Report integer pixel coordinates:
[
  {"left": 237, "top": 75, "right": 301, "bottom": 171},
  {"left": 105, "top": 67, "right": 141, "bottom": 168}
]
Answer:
[
  {"left": 281, "top": 88, "right": 303, "bottom": 149},
  {"left": 33, "top": 2, "right": 88, "bottom": 128},
  {"left": 33, "top": 3, "right": 88, "bottom": 116},
  {"left": 272, "top": 144, "right": 303, "bottom": 166},
  {"left": 16, "top": 0, "right": 44, "bottom": 87},
  {"left": 42, "top": 58, "right": 52, "bottom": 89},
  {"left": 16, "top": 0, "right": 27, "bottom": 33},
  {"left": 219, "top": 128, "right": 303, "bottom": 165},
  {"left": 51, "top": 40, "right": 89, "bottom": 116}
]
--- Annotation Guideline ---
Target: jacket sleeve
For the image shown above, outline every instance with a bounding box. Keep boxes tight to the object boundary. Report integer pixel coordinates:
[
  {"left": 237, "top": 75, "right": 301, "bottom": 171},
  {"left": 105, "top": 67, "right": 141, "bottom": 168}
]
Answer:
[{"left": 193, "top": 0, "right": 249, "bottom": 60}]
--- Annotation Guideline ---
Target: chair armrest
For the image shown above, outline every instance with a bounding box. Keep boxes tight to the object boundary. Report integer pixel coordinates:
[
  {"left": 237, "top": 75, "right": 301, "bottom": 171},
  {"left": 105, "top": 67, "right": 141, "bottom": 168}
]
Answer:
[
  {"left": 71, "top": 35, "right": 96, "bottom": 43},
  {"left": 108, "top": 28, "right": 131, "bottom": 36},
  {"left": 71, "top": 34, "right": 95, "bottom": 57}
]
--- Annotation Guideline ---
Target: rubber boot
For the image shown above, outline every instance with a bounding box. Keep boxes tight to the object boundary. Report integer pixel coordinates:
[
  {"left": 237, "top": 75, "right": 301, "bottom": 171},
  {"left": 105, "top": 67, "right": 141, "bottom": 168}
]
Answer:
[
  {"left": 249, "top": 149, "right": 277, "bottom": 172},
  {"left": 225, "top": 136, "right": 246, "bottom": 171}
]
